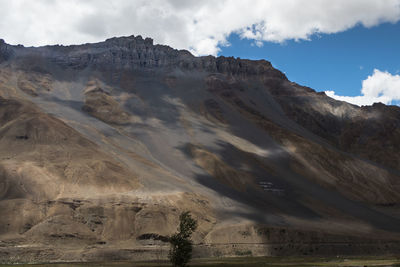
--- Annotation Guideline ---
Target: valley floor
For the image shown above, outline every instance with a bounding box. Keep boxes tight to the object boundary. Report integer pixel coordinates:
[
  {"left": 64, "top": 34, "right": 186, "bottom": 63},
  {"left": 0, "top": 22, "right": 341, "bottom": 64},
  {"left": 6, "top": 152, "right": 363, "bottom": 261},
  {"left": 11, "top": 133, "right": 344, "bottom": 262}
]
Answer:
[{"left": 1, "top": 256, "right": 400, "bottom": 267}]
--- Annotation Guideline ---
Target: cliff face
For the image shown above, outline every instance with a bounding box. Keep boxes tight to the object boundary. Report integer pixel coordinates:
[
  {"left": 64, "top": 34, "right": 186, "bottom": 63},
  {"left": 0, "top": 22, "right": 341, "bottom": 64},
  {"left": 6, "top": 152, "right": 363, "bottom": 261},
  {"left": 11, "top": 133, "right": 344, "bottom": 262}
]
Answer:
[
  {"left": 1, "top": 36, "right": 400, "bottom": 262},
  {"left": 0, "top": 39, "right": 13, "bottom": 62},
  {"left": 5, "top": 35, "right": 286, "bottom": 79}
]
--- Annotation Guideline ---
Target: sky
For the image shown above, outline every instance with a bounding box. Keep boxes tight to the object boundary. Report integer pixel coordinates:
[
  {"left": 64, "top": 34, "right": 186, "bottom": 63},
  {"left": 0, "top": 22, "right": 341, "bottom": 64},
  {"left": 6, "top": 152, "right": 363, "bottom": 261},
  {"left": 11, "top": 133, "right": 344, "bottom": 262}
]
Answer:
[
  {"left": 0, "top": 0, "right": 399, "bottom": 106},
  {"left": 220, "top": 23, "right": 400, "bottom": 106}
]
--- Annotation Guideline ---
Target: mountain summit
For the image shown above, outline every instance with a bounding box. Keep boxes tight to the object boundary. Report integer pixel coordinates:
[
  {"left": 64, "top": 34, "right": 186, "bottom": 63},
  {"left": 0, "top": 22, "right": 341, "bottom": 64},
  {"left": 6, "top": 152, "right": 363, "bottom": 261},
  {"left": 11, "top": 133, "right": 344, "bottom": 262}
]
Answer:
[{"left": 1, "top": 35, "right": 400, "bottom": 262}]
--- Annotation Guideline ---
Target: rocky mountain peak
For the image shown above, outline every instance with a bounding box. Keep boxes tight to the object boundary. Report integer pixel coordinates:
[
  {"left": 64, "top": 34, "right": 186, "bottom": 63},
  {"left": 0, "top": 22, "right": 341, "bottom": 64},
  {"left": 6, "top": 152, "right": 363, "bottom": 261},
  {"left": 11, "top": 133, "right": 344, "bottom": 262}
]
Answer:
[
  {"left": 104, "top": 35, "right": 154, "bottom": 46},
  {"left": 0, "top": 38, "right": 13, "bottom": 62}
]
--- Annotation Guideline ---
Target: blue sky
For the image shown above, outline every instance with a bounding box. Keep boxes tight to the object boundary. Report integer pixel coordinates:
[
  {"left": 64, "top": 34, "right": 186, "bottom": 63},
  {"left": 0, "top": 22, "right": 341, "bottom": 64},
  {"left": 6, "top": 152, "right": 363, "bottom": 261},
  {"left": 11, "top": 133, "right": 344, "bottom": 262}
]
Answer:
[{"left": 220, "top": 22, "right": 400, "bottom": 100}]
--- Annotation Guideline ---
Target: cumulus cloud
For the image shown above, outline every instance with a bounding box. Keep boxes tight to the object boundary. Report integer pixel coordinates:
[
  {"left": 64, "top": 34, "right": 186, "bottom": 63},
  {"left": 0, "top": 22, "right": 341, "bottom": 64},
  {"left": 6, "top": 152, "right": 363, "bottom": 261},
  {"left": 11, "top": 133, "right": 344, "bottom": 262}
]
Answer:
[
  {"left": 0, "top": 0, "right": 399, "bottom": 55},
  {"left": 326, "top": 69, "right": 400, "bottom": 106}
]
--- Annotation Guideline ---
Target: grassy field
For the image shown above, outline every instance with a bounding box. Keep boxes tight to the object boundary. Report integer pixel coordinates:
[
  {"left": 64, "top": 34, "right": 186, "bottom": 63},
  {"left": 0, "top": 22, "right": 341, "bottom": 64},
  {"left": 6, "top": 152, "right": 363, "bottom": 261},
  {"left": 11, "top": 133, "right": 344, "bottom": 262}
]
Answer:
[{"left": 1, "top": 256, "right": 400, "bottom": 267}]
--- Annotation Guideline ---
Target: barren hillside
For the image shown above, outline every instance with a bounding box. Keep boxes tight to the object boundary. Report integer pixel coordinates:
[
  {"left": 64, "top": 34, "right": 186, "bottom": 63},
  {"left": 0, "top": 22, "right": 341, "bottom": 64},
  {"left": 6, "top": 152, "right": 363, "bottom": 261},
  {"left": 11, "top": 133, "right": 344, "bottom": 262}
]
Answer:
[{"left": 1, "top": 35, "right": 400, "bottom": 262}]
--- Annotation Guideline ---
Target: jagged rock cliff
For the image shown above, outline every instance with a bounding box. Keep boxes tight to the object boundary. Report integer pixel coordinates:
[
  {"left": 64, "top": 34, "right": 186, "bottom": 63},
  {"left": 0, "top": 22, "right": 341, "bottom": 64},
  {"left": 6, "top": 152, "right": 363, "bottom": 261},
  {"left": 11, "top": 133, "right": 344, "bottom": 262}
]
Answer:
[
  {"left": 1, "top": 35, "right": 400, "bottom": 263},
  {"left": 5, "top": 35, "right": 285, "bottom": 78},
  {"left": 0, "top": 39, "right": 13, "bottom": 62}
]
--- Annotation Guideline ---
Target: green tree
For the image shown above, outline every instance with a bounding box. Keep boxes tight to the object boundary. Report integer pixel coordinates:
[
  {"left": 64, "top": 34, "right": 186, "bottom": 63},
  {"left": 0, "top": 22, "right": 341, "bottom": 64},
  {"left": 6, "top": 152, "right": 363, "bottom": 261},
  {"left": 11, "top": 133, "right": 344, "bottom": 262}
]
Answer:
[{"left": 169, "top": 211, "right": 198, "bottom": 267}]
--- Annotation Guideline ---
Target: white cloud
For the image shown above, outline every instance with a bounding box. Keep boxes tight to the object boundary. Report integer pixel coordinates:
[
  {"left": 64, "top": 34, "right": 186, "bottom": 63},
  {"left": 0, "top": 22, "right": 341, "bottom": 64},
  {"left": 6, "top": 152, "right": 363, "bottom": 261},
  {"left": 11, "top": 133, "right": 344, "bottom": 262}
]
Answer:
[
  {"left": 325, "top": 69, "right": 400, "bottom": 106},
  {"left": 0, "top": 0, "right": 399, "bottom": 56}
]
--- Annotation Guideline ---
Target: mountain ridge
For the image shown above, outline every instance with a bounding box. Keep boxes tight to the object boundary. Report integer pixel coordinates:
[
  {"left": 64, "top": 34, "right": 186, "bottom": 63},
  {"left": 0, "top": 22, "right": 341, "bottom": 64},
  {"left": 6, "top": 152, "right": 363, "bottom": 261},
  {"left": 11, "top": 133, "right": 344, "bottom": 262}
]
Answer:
[{"left": 0, "top": 35, "right": 287, "bottom": 80}]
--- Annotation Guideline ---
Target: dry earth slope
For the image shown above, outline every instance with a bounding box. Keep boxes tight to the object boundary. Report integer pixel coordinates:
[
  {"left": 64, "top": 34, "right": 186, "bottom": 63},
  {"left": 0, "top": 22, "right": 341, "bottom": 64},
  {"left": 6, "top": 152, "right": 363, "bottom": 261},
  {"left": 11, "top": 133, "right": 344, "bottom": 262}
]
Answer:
[{"left": 1, "top": 36, "right": 400, "bottom": 262}]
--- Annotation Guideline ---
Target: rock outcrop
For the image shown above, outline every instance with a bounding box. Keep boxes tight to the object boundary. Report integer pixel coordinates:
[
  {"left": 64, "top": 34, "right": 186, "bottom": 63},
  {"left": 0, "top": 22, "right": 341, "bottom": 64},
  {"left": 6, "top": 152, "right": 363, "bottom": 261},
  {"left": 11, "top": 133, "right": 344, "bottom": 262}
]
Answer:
[
  {"left": 3, "top": 35, "right": 286, "bottom": 80},
  {"left": 0, "top": 39, "right": 14, "bottom": 62}
]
